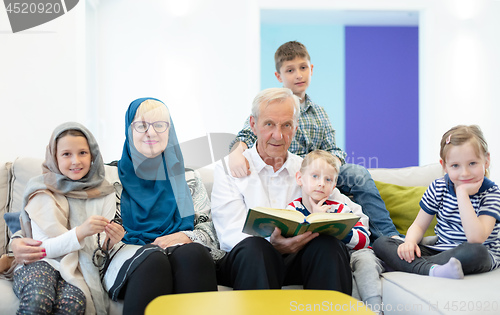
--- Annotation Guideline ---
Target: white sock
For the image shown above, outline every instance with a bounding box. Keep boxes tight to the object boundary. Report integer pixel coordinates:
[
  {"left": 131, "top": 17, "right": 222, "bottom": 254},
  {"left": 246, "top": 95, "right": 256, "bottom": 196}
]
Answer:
[{"left": 429, "top": 257, "right": 464, "bottom": 279}]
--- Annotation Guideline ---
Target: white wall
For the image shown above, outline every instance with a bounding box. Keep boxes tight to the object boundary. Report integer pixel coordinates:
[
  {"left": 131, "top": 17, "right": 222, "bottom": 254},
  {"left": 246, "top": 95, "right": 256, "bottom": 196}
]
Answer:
[
  {"left": 418, "top": 0, "right": 500, "bottom": 180},
  {"left": 87, "top": 0, "right": 260, "bottom": 162},
  {"left": 0, "top": 2, "right": 86, "bottom": 162},
  {"left": 1, "top": 0, "right": 499, "bottom": 179}
]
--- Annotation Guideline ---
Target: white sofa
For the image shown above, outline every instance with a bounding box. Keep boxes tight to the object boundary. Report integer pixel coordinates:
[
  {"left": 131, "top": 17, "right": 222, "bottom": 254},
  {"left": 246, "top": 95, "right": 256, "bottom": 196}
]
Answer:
[{"left": 1, "top": 158, "right": 499, "bottom": 315}]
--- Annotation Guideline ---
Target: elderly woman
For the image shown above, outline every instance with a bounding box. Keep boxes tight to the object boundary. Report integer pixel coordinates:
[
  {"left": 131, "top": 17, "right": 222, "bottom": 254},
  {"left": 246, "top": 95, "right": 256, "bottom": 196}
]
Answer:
[{"left": 102, "top": 98, "right": 219, "bottom": 314}]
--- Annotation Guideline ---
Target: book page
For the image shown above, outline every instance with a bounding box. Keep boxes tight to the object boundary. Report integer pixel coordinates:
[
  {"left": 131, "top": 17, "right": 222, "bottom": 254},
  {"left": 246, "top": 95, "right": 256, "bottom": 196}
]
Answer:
[
  {"left": 306, "top": 212, "right": 359, "bottom": 223},
  {"left": 251, "top": 207, "right": 306, "bottom": 223}
]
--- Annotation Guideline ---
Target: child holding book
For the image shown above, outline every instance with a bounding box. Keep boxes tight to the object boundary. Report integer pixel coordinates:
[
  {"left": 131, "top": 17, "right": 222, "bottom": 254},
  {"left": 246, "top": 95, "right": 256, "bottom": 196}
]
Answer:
[
  {"left": 286, "top": 150, "right": 369, "bottom": 247},
  {"left": 374, "top": 125, "right": 500, "bottom": 279},
  {"left": 12, "top": 122, "right": 124, "bottom": 314},
  {"left": 286, "top": 150, "right": 384, "bottom": 313}
]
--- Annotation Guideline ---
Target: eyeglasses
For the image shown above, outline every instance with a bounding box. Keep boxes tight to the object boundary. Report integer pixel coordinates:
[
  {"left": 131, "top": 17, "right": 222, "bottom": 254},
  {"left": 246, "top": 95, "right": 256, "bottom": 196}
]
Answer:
[{"left": 131, "top": 121, "right": 170, "bottom": 133}]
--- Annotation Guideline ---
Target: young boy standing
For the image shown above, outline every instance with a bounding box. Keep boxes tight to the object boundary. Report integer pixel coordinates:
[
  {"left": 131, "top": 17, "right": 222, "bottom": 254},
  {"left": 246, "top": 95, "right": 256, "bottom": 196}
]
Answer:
[{"left": 229, "top": 40, "right": 400, "bottom": 242}]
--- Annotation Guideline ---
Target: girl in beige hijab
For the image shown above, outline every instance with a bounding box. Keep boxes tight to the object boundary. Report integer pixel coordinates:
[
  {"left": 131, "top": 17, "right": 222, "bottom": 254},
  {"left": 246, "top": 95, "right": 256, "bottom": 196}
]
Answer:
[{"left": 13, "top": 122, "right": 123, "bottom": 315}]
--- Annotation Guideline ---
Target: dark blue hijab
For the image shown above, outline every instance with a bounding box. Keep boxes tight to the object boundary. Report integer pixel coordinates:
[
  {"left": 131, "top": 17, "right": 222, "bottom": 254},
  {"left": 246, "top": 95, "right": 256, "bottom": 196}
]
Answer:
[{"left": 118, "top": 98, "right": 194, "bottom": 245}]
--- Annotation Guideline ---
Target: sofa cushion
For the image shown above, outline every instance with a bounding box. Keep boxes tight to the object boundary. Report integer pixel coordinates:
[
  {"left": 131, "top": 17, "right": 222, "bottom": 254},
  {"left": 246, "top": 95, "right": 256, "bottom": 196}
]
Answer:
[
  {"left": 375, "top": 181, "right": 437, "bottom": 236},
  {"left": 3, "top": 212, "right": 21, "bottom": 234},
  {"left": 9, "top": 158, "right": 44, "bottom": 216},
  {"left": 3, "top": 158, "right": 44, "bottom": 244},
  {"left": 369, "top": 163, "right": 444, "bottom": 187},
  {"left": 196, "top": 163, "right": 215, "bottom": 199}
]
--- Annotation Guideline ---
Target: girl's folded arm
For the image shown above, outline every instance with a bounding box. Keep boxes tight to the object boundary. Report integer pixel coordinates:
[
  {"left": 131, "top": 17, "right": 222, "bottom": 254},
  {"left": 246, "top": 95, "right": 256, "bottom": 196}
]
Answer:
[{"left": 456, "top": 190, "right": 497, "bottom": 243}]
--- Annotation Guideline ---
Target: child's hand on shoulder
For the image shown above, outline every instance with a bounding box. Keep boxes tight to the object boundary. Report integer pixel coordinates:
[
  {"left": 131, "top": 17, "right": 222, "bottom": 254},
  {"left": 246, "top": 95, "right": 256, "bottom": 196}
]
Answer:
[
  {"left": 76, "top": 215, "right": 109, "bottom": 242},
  {"left": 309, "top": 196, "right": 331, "bottom": 213},
  {"left": 229, "top": 148, "right": 250, "bottom": 178},
  {"left": 397, "top": 241, "right": 421, "bottom": 263},
  {"left": 104, "top": 222, "right": 125, "bottom": 250}
]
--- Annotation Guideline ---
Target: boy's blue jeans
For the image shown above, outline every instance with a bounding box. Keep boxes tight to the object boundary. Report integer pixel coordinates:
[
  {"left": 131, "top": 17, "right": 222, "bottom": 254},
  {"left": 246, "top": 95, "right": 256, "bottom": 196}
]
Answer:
[{"left": 337, "top": 163, "right": 402, "bottom": 242}]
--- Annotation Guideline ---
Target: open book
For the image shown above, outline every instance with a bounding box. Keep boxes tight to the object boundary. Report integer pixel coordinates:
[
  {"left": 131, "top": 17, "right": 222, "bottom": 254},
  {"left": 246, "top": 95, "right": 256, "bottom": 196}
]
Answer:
[{"left": 242, "top": 207, "right": 360, "bottom": 240}]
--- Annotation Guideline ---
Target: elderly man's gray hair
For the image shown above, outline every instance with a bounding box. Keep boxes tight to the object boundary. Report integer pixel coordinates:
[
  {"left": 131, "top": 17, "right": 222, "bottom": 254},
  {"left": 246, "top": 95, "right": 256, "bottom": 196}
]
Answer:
[{"left": 251, "top": 88, "right": 300, "bottom": 123}]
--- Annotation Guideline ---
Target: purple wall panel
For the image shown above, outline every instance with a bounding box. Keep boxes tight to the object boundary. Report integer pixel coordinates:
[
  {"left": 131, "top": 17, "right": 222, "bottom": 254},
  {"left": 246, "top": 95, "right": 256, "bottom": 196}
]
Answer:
[{"left": 345, "top": 26, "right": 419, "bottom": 168}]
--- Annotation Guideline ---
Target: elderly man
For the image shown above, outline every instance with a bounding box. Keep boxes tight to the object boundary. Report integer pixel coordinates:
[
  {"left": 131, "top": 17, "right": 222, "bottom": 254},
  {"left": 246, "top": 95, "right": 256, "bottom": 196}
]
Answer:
[{"left": 212, "top": 87, "right": 353, "bottom": 292}]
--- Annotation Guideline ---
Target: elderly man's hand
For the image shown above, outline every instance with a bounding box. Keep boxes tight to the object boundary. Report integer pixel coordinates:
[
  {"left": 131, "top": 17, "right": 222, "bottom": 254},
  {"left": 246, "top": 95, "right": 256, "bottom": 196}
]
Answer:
[
  {"left": 270, "top": 228, "right": 318, "bottom": 254},
  {"left": 12, "top": 238, "right": 45, "bottom": 265}
]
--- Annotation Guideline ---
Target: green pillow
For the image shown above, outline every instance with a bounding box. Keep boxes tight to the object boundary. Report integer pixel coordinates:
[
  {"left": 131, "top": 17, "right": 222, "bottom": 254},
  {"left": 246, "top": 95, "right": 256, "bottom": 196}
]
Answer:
[{"left": 374, "top": 181, "right": 437, "bottom": 236}]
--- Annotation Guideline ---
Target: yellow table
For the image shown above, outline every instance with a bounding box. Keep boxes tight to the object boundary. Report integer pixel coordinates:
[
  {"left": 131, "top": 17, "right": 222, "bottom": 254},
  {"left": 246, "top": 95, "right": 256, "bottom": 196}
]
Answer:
[{"left": 145, "top": 290, "right": 375, "bottom": 314}]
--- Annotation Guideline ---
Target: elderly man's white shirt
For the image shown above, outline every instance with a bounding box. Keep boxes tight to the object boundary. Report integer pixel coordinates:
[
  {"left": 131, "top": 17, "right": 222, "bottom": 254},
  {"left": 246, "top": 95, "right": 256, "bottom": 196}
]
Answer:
[{"left": 211, "top": 145, "right": 369, "bottom": 252}]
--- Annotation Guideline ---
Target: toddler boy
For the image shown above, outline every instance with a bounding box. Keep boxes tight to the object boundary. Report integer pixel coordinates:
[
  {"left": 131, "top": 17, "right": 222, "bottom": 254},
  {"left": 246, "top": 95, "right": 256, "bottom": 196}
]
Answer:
[
  {"left": 286, "top": 150, "right": 369, "bottom": 249},
  {"left": 287, "top": 150, "right": 383, "bottom": 314}
]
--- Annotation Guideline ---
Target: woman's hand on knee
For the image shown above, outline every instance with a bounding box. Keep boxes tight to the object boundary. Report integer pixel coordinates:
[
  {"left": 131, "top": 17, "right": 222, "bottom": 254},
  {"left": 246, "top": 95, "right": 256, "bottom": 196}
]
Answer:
[{"left": 152, "top": 232, "right": 192, "bottom": 249}]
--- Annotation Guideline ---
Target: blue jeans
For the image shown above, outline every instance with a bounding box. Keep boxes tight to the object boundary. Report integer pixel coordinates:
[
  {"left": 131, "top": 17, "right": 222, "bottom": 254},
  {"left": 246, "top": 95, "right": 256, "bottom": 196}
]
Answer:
[{"left": 337, "top": 163, "right": 401, "bottom": 241}]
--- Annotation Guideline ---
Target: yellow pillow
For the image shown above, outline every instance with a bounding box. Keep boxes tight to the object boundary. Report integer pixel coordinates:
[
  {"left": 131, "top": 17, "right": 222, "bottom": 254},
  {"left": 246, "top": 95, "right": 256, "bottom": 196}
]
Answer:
[{"left": 374, "top": 181, "right": 437, "bottom": 236}]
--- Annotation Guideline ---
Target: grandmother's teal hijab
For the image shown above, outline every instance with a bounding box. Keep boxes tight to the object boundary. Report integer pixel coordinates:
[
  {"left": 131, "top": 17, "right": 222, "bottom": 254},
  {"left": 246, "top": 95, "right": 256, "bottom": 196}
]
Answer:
[{"left": 118, "top": 98, "right": 194, "bottom": 245}]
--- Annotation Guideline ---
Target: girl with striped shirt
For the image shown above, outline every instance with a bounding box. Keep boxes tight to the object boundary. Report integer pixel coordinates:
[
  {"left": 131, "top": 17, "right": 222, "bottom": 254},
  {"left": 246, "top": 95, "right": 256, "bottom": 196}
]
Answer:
[{"left": 374, "top": 125, "right": 500, "bottom": 279}]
